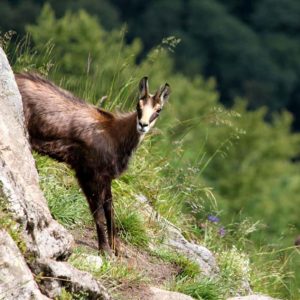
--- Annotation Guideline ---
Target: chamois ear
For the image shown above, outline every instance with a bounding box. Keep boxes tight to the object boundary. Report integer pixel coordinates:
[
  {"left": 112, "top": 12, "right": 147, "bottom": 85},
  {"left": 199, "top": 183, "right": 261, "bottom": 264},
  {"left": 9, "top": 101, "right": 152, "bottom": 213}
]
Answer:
[
  {"left": 139, "top": 76, "right": 149, "bottom": 99},
  {"left": 156, "top": 83, "right": 171, "bottom": 104}
]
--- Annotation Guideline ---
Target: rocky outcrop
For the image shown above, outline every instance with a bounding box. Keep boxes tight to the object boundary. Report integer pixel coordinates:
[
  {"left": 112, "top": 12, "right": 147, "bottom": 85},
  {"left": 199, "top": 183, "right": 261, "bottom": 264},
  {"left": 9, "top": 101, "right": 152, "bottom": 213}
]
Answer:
[
  {"left": 135, "top": 194, "right": 218, "bottom": 276},
  {"left": 32, "top": 259, "right": 111, "bottom": 299},
  {"left": 0, "top": 47, "right": 111, "bottom": 299},
  {"left": 165, "top": 224, "right": 218, "bottom": 276},
  {"left": 148, "top": 287, "right": 194, "bottom": 300},
  {"left": 0, "top": 47, "right": 73, "bottom": 259},
  {"left": 0, "top": 230, "right": 50, "bottom": 300},
  {"left": 227, "top": 296, "right": 281, "bottom": 300}
]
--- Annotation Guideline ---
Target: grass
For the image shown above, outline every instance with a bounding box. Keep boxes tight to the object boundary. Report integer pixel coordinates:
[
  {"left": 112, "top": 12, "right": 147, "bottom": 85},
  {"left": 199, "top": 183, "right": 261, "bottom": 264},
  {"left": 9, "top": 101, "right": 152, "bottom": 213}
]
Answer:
[
  {"left": 166, "top": 277, "right": 222, "bottom": 300},
  {"left": 6, "top": 31, "right": 298, "bottom": 299},
  {"left": 68, "top": 246, "right": 145, "bottom": 295},
  {"left": 33, "top": 137, "right": 297, "bottom": 299},
  {"left": 151, "top": 247, "right": 201, "bottom": 278},
  {"left": 250, "top": 246, "right": 299, "bottom": 299},
  {"left": 34, "top": 153, "right": 92, "bottom": 228},
  {"left": 115, "top": 208, "right": 150, "bottom": 248}
]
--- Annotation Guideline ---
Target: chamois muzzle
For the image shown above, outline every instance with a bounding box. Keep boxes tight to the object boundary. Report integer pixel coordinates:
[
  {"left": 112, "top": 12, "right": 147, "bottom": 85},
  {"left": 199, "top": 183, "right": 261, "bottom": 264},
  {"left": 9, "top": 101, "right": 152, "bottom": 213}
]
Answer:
[{"left": 137, "top": 121, "right": 150, "bottom": 133}]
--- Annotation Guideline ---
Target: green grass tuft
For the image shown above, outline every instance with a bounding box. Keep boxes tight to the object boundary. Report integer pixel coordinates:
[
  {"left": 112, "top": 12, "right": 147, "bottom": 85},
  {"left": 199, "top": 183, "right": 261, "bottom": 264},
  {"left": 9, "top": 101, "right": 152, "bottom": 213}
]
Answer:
[
  {"left": 69, "top": 246, "right": 145, "bottom": 293},
  {"left": 0, "top": 195, "right": 27, "bottom": 254},
  {"left": 167, "top": 277, "right": 222, "bottom": 300},
  {"left": 116, "top": 209, "right": 150, "bottom": 248},
  {"left": 152, "top": 248, "right": 200, "bottom": 278},
  {"left": 34, "top": 153, "right": 92, "bottom": 228}
]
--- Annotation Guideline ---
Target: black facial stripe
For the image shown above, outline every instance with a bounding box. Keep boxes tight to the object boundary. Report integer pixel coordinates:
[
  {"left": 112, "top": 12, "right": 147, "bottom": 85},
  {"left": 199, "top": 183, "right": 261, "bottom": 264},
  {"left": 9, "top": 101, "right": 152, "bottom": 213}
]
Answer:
[
  {"left": 149, "top": 112, "right": 160, "bottom": 123},
  {"left": 136, "top": 104, "right": 142, "bottom": 119}
]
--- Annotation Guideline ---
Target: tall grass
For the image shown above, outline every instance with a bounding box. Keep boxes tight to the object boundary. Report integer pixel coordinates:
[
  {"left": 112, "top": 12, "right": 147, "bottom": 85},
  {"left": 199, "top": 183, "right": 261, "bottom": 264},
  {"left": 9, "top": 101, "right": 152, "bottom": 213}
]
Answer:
[{"left": 3, "top": 26, "right": 299, "bottom": 299}]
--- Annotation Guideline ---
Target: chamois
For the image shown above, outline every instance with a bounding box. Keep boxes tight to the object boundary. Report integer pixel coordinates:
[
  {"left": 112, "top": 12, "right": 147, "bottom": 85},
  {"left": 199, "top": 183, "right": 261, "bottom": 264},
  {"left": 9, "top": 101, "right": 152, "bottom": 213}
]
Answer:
[{"left": 15, "top": 73, "right": 170, "bottom": 255}]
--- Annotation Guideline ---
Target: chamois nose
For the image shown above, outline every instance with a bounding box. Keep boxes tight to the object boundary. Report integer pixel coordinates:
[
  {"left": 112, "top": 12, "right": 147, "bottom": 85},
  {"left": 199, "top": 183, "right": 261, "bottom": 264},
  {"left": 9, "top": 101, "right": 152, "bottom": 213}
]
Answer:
[{"left": 138, "top": 121, "right": 149, "bottom": 128}]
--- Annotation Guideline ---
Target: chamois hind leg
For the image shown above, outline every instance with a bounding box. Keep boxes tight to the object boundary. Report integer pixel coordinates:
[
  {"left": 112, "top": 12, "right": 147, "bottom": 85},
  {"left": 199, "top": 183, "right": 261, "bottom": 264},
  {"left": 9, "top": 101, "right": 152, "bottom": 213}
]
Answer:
[{"left": 102, "top": 178, "right": 119, "bottom": 255}]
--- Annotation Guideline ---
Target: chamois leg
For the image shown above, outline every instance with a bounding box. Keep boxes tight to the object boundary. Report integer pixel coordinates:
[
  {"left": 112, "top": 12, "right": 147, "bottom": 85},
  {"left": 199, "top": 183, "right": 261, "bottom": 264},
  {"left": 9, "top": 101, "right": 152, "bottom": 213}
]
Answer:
[
  {"left": 93, "top": 203, "right": 112, "bottom": 255},
  {"left": 102, "top": 179, "right": 119, "bottom": 255},
  {"left": 76, "top": 172, "right": 112, "bottom": 255}
]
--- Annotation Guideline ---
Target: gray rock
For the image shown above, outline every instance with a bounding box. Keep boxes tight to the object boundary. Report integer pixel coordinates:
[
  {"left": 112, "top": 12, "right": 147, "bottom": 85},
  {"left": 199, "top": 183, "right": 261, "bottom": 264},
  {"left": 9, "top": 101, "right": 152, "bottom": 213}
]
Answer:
[
  {"left": 166, "top": 224, "right": 219, "bottom": 276},
  {"left": 72, "top": 253, "right": 104, "bottom": 270},
  {"left": 227, "top": 296, "right": 281, "bottom": 300},
  {"left": 84, "top": 254, "right": 104, "bottom": 268},
  {"left": 33, "top": 259, "right": 112, "bottom": 300},
  {"left": 0, "top": 46, "right": 74, "bottom": 260},
  {"left": 148, "top": 287, "right": 194, "bottom": 300},
  {"left": 135, "top": 194, "right": 218, "bottom": 276},
  {"left": 0, "top": 230, "right": 50, "bottom": 300}
]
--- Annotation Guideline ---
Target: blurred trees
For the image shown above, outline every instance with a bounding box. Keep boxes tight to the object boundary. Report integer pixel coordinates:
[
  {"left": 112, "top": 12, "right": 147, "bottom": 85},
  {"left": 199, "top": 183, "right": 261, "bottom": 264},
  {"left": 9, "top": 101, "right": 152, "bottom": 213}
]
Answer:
[
  {"left": 16, "top": 5, "right": 300, "bottom": 248},
  {"left": 113, "top": 0, "right": 300, "bottom": 128},
  {"left": 1, "top": 0, "right": 300, "bottom": 128},
  {"left": 3, "top": 3, "right": 299, "bottom": 294}
]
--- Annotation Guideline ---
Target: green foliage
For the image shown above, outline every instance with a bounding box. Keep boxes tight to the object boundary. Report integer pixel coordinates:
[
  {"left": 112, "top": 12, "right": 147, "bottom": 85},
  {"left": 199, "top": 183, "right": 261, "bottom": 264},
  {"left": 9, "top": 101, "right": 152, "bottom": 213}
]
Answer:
[
  {"left": 56, "top": 288, "right": 89, "bottom": 300},
  {"left": 201, "top": 103, "right": 300, "bottom": 245},
  {"left": 6, "top": 5, "right": 300, "bottom": 298},
  {"left": 0, "top": 194, "right": 27, "bottom": 255},
  {"left": 69, "top": 247, "right": 144, "bottom": 292},
  {"left": 34, "top": 153, "right": 91, "bottom": 228},
  {"left": 217, "top": 247, "right": 250, "bottom": 295},
  {"left": 2, "top": 0, "right": 300, "bottom": 126},
  {"left": 167, "top": 277, "right": 222, "bottom": 300},
  {"left": 152, "top": 248, "right": 200, "bottom": 278},
  {"left": 250, "top": 247, "right": 297, "bottom": 298},
  {"left": 114, "top": 199, "right": 150, "bottom": 248},
  {"left": 26, "top": 4, "right": 142, "bottom": 105}
]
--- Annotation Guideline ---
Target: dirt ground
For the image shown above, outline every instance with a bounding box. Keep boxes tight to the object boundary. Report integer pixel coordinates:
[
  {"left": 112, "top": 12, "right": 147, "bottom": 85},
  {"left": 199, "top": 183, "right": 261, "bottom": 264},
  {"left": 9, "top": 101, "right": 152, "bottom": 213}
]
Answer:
[{"left": 70, "top": 227, "right": 180, "bottom": 300}]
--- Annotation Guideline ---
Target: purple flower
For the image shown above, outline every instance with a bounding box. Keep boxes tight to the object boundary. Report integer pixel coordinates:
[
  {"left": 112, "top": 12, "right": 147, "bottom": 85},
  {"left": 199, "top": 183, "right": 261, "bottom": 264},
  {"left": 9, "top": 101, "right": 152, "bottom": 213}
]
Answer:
[
  {"left": 218, "top": 227, "right": 226, "bottom": 237},
  {"left": 208, "top": 215, "right": 220, "bottom": 223}
]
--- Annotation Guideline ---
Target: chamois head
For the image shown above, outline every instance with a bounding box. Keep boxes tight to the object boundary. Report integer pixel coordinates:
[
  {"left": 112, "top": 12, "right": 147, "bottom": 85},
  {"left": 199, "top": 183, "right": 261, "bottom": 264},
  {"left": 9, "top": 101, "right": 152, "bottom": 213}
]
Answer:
[{"left": 136, "top": 77, "right": 170, "bottom": 134}]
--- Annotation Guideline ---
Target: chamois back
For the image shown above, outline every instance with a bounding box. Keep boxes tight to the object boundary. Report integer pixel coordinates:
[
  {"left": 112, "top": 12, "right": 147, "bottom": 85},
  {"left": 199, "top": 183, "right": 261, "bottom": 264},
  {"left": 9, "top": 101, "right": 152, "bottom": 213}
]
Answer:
[{"left": 15, "top": 73, "right": 114, "bottom": 142}]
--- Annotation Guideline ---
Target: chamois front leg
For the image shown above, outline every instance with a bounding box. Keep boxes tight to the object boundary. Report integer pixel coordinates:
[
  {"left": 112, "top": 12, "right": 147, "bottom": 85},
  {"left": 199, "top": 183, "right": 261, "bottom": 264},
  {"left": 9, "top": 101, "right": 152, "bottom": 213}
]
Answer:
[
  {"left": 76, "top": 171, "right": 112, "bottom": 255},
  {"left": 102, "top": 177, "right": 120, "bottom": 255}
]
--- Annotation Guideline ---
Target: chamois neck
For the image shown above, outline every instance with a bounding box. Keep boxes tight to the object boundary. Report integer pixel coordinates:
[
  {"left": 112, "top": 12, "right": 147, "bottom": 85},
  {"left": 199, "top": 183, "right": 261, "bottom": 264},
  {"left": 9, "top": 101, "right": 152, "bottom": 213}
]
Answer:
[{"left": 114, "top": 111, "right": 141, "bottom": 152}]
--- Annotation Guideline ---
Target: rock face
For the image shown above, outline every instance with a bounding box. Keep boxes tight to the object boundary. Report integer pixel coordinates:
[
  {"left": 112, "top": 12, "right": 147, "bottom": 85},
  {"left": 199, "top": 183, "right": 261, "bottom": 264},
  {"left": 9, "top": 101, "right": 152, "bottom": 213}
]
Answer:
[
  {"left": 0, "top": 47, "right": 111, "bottom": 299},
  {"left": 0, "top": 230, "right": 50, "bottom": 300},
  {"left": 135, "top": 194, "right": 218, "bottom": 276},
  {"left": 227, "top": 296, "right": 281, "bottom": 300},
  {"left": 166, "top": 224, "right": 218, "bottom": 276},
  {"left": 148, "top": 287, "right": 194, "bottom": 300},
  {"left": 0, "top": 47, "right": 73, "bottom": 259},
  {"left": 33, "top": 259, "right": 111, "bottom": 300}
]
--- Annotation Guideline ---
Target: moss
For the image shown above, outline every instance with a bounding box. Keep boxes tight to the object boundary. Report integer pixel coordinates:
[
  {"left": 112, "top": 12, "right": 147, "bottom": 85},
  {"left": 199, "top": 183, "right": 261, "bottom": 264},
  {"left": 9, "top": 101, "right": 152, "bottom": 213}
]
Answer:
[
  {"left": 0, "top": 192, "right": 27, "bottom": 255},
  {"left": 56, "top": 288, "right": 89, "bottom": 300}
]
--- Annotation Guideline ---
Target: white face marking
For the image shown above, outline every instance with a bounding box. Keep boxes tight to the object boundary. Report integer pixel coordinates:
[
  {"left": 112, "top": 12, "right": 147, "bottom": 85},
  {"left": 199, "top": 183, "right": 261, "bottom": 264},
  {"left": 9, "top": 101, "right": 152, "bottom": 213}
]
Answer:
[{"left": 137, "top": 100, "right": 158, "bottom": 134}]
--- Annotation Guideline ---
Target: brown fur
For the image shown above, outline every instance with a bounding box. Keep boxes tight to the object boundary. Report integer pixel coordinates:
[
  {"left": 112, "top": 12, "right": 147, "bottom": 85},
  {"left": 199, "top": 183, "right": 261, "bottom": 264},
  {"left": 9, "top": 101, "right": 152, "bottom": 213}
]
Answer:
[
  {"left": 15, "top": 73, "right": 170, "bottom": 254},
  {"left": 15, "top": 73, "right": 145, "bottom": 255}
]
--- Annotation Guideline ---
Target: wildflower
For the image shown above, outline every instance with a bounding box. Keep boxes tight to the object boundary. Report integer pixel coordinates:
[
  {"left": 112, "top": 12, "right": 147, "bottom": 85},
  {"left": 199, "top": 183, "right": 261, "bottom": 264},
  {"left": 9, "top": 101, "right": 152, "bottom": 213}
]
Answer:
[
  {"left": 219, "top": 227, "right": 226, "bottom": 237},
  {"left": 207, "top": 215, "right": 220, "bottom": 223}
]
